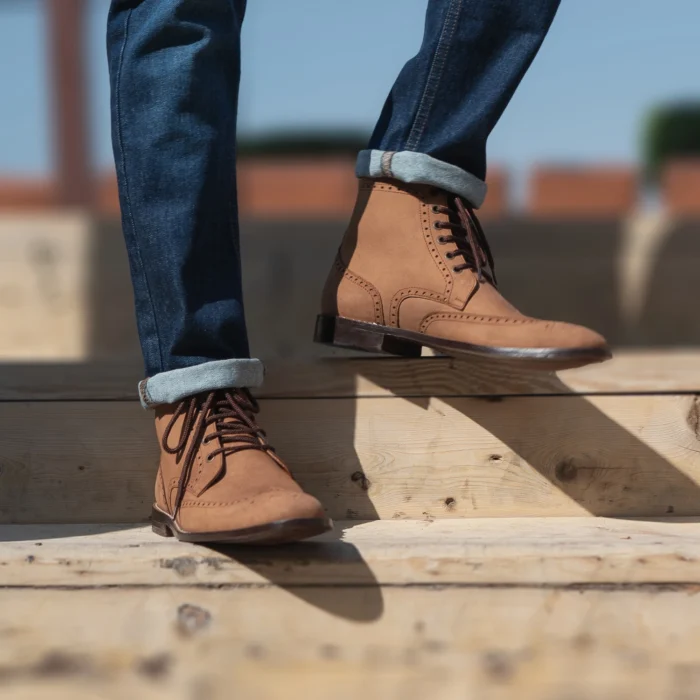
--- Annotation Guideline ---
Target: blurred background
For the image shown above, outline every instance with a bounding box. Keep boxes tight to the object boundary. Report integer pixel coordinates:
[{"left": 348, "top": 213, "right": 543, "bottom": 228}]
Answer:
[{"left": 1, "top": 0, "right": 700, "bottom": 366}]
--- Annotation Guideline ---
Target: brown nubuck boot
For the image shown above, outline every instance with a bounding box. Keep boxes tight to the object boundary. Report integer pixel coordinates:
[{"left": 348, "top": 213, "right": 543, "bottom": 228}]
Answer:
[
  {"left": 151, "top": 388, "right": 331, "bottom": 544},
  {"left": 316, "top": 179, "right": 611, "bottom": 369}
]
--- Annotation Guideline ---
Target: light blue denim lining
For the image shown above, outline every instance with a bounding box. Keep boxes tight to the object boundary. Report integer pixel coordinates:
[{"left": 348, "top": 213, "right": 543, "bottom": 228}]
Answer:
[
  {"left": 356, "top": 149, "right": 487, "bottom": 208},
  {"left": 138, "top": 358, "right": 265, "bottom": 409}
]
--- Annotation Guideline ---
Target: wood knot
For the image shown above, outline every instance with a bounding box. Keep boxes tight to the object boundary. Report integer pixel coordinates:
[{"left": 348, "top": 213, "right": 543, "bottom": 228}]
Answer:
[
  {"left": 350, "top": 471, "right": 371, "bottom": 491},
  {"left": 688, "top": 396, "right": 700, "bottom": 439},
  {"left": 176, "top": 604, "right": 211, "bottom": 637},
  {"left": 136, "top": 653, "right": 172, "bottom": 680},
  {"left": 482, "top": 651, "right": 515, "bottom": 682},
  {"left": 160, "top": 557, "right": 197, "bottom": 577},
  {"left": 555, "top": 459, "right": 579, "bottom": 482}
]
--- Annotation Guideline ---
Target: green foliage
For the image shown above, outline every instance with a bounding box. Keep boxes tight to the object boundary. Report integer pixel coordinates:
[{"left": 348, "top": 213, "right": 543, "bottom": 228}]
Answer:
[
  {"left": 237, "top": 130, "right": 370, "bottom": 158},
  {"left": 643, "top": 102, "right": 700, "bottom": 181}
]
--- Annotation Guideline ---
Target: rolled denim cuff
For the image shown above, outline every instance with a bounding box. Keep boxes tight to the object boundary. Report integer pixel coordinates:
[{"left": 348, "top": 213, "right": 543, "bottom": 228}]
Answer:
[
  {"left": 356, "top": 149, "right": 487, "bottom": 208},
  {"left": 138, "top": 358, "right": 265, "bottom": 409}
]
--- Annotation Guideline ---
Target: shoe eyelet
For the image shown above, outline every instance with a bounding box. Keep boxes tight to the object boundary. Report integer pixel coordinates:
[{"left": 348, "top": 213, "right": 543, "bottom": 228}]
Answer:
[
  {"left": 206, "top": 454, "right": 214, "bottom": 462},
  {"left": 437, "top": 236, "right": 448, "bottom": 244},
  {"left": 453, "top": 267, "right": 463, "bottom": 274},
  {"left": 432, "top": 205, "right": 440, "bottom": 214},
  {"left": 446, "top": 251, "right": 455, "bottom": 259},
  {"left": 433, "top": 221, "right": 442, "bottom": 230}
]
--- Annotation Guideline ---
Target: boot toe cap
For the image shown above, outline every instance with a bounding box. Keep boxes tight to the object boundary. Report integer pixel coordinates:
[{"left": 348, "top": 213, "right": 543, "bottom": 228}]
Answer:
[
  {"left": 423, "top": 315, "right": 609, "bottom": 354},
  {"left": 537, "top": 320, "right": 609, "bottom": 351},
  {"left": 179, "top": 489, "right": 327, "bottom": 534}
]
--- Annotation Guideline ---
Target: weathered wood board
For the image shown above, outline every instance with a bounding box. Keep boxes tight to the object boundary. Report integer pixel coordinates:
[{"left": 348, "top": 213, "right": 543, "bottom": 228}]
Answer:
[
  {"left": 2, "top": 518, "right": 700, "bottom": 588},
  {"left": 1, "top": 350, "right": 700, "bottom": 400},
  {"left": 1, "top": 394, "right": 700, "bottom": 522},
  {"left": 0, "top": 214, "right": 91, "bottom": 361},
  {"left": 5, "top": 214, "right": 700, "bottom": 364},
  {"left": 1, "top": 586, "right": 700, "bottom": 700}
]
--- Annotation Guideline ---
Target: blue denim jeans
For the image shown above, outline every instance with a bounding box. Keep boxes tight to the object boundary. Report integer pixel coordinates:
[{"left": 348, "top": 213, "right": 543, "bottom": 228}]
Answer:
[{"left": 107, "top": 0, "right": 560, "bottom": 407}]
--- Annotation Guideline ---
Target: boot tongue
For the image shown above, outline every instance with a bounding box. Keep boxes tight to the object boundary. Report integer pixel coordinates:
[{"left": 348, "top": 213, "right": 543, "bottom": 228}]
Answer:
[
  {"left": 449, "top": 195, "right": 497, "bottom": 286},
  {"left": 209, "top": 391, "right": 291, "bottom": 475},
  {"left": 445, "top": 195, "right": 480, "bottom": 270},
  {"left": 187, "top": 393, "right": 261, "bottom": 497},
  {"left": 211, "top": 392, "right": 264, "bottom": 449}
]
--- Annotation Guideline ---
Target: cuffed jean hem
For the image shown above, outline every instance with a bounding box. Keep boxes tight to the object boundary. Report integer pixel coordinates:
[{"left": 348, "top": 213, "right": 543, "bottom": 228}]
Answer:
[
  {"left": 137, "top": 358, "right": 265, "bottom": 409},
  {"left": 356, "top": 149, "right": 487, "bottom": 208}
]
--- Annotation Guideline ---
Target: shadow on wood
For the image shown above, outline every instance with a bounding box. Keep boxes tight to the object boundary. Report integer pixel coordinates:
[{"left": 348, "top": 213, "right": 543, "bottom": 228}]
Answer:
[
  {"left": 355, "top": 358, "right": 700, "bottom": 518},
  {"left": 205, "top": 536, "right": 385, "bottom": 623},
  {"left": 0, "top": 523, "right": 142, "bottom": 543}
]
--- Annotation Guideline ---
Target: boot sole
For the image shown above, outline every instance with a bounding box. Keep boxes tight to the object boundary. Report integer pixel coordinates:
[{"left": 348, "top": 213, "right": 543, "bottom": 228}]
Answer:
[
  {"left": 314, "top": 315, "right": 611, "bottom": 371},
  {"left": 151, "top": 507, "right": 333, "bottom": 545}
]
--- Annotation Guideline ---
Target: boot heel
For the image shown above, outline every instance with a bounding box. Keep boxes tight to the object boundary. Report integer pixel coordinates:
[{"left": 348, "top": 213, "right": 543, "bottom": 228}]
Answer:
[
  {"left": 314, "top": 315, "right": 422, "bottom": 358},
  {"left": 151, "top": 507, "right": 174, "bottom": 538}
]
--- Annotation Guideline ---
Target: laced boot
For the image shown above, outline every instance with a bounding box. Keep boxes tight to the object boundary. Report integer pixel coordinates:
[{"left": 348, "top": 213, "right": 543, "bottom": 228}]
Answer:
[
  {"left": 151, "top": 388, "right": 331, "bottom": 544},
  {"left": 316, "top": 178, "right": 610, "bottom": 369}
]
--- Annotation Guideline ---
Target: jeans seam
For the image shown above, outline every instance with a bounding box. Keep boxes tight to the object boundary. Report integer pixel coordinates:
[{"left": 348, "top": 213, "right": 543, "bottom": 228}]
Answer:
[
  {"left": 405, "top": 0, "right": 464, "bottom": 152},
  {"left": 113, "top": 8, "right": 166, "bottom": 374},
  {"left": 380, "top": 151, "right": 395, "bottom": 178},
  {"left": 138, "top": 379, "right": 151, "bottom": 407}
]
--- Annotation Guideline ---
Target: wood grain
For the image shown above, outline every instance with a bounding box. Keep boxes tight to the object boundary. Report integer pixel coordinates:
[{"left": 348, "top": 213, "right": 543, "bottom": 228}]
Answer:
[
  {"left": 1, "top": 587, "right": 700, "bottom": 700},
  {"left": 3, "top": 518, "right": 700, "bottom": 588},
  {"left": 1, "top": 350, "right": 700, "bottom": 401},
  {"left": 1, "top": 394, "right": 700, "bottom": 523}
]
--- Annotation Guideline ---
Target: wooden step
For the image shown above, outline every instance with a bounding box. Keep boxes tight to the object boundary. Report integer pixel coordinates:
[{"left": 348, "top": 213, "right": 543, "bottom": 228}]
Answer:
[
  {"left": 1, "top": 349, "right": 700, "bottom": 400},
  {"left": 3, "top": 517, "right": 700, "bottom": 587},
  {"left": 2, "top": 518, "right": 700, "bottom": 699},
  {"left": 7, "top": 215, "right": 700, "bottom": 364},
  {"left": 1, "top": 353, "right": 700, "bottom": 523}
]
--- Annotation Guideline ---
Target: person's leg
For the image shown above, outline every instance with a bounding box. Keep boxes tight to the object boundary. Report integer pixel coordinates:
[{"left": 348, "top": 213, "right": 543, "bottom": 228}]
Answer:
[
  {"left": 107, "top": 0, "right": 329, "bottom": 544},
  {"left": 358, "top": 0, "right": 561, "bottom": 207},
  {"left": 317, "top": 0, "right": 610, "bottom": 368},
  {"left": 107, "top": 0, "right": 258, "bottom": 406}
]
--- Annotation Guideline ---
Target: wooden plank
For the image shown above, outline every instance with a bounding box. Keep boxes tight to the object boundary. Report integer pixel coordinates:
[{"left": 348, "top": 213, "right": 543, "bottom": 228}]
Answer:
[
  {"left": 1, "top": 587, "right": 700, "bottom": 700},
  {"left": 3, "top": 518, "right": 700, "bottom": 588},
  {"left": 5, "top": 214, "right": 700, "bottom": 365},
  {"left": 1, "top": 394, "right": 700, "bottom": 523},
  {"left": 2, "top": 350, "right": 700, "bottom": 401},
  {"left": 0, "top": 215, "right": 92, "bottom": 361},
  {"left": 261, "top": 350, "right": 700, "bottom": 398}
]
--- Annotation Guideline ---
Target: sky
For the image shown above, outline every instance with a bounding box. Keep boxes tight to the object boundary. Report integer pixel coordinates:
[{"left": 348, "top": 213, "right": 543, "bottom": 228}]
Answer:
[{"left": 1, "top": 0, "right": 699, "bottom": 178}]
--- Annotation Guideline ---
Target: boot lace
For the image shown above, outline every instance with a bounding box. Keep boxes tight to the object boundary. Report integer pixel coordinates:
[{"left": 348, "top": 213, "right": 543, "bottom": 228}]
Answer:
[
  {"left": 433, "top": 196, "right": 497, "bottom": 285},
  {"left": 161, "top": 389, "right": 288, "bottom": 516}
]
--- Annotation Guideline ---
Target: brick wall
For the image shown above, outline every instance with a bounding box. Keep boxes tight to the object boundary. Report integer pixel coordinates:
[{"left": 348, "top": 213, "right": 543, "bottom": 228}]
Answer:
[
  {"left": 662, "top": 160, "right": 700, "bottom": 217},
  {"left": 529, "top": 166, "right": 637, "bottom": 219},
  {"left": 0, "top": 159, "right": 511, "bottom": 219},
  {"left": 6, "top": 159, "right": 700, "bottom": 220},
  {"left": 238, "top": 158, "right": 358, "bottom": 219},
  {"left": 0, "top": 179, "right": 56, "bottom": 211}
]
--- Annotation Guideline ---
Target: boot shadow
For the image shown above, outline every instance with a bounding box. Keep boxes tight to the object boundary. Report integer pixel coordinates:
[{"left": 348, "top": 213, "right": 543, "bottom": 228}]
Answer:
[
  {"left": 239, "top": 381, "right": 385, "bottom": 622},
  {"left": 0, "top": 523, "right": 143, "bottom": 542},
  {"left": 350, "top": 354, "right": 700, "bottom": 519},
  {"left": 202, "top": 525, "right": 384, "bottom": 623}
]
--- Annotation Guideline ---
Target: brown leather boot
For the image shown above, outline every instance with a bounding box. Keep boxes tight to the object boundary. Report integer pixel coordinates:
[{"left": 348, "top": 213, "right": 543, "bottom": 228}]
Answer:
[
  {"left": 150, "top": 388, "right": 331, "bottom": 544},
  {"left": 316, "top": 179, "right": 611, "bottom": 370}
]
